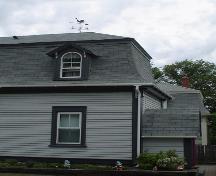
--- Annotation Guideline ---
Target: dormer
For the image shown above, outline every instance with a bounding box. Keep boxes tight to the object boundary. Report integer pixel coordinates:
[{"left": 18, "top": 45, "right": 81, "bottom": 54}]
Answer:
[{"left": 47, "top": 43, "right": 97, "bottom": 81}]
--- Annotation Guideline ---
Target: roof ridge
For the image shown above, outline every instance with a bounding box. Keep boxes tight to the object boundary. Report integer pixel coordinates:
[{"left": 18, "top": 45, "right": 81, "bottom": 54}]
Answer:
[
  {"left": 156, "top": 81, "right": 200, "bottom": 93},
  {"left": 0, "top": 32, "right": 125, "bottom": 39},
  {"left": 0, "top": 32, "right": 127, "bottom": 45}
]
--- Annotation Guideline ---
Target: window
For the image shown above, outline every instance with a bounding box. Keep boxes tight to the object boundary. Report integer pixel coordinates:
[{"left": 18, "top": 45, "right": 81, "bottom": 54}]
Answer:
[
  {"left": 60, "top": 52, "right": 82, "bottom": 78},
  {"left": 50, "top": 106, "right": 86, "bottom": 147},
  {"left": 47, "top": 43, "right": 95, "bottom": 81},
  {"left": 57, "top": 112, "right": 81, "bottom": 144}
]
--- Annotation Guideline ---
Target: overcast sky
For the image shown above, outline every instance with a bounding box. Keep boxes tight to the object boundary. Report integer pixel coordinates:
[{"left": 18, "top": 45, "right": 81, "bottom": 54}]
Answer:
[{"left": 0, "top": 0, "right": 215, "bottom": 67}]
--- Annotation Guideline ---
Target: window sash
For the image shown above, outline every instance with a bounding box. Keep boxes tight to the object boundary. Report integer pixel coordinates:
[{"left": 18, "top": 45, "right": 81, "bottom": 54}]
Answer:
[
  {"left": 62, "top": 62, "right": 81, "bottom": 69},
  {"left": 61, "top": 69, "right": 81, "bottom": 78},
  {"left": 62, "top": 67, "right": 81, "bottom": 71},
  {"left": 60, "top": 52, "right": 82, "bottom": 78},
  {"left": 56, "top": 112, "right": 82, "bottom": 144}
]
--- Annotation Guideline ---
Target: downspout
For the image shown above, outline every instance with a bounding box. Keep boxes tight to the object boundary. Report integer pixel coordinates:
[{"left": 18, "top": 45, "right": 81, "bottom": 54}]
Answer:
[{"left": 135, "top": 85, "right": 141, "bottom": 157}]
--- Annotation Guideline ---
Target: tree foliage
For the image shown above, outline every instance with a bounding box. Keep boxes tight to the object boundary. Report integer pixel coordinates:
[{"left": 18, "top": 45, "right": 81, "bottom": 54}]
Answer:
[
  {"left": 152, "top": 67, "right": 163, "bottom": 80},
  {"left": 152, "top": 59, "right": 216, "bottom": 113}
]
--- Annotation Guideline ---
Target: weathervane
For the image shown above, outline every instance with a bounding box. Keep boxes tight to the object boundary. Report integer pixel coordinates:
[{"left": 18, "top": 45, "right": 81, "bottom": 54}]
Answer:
[{"left": 70, "top": 18, "right": 89, "bottom": 33}]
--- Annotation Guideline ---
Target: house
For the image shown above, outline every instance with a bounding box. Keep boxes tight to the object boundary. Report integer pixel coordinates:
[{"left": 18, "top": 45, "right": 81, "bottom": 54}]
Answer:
[
  {"left": 142, "top": 81, "right": 209, "bottom": 167},
  {"left": 156, "top": 81, "right": 209, "bottom": 146},
  {"left": 0, "top": 32, "right": 206, "bottom": 168}
]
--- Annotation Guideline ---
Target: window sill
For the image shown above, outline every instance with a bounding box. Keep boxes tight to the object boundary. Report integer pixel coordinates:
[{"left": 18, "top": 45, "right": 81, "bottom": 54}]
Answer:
[
  {"left": 53, "top": 77, "right": 85, "bottom": 81},
  {"left": 48, "top": 144, "right": 87, "bottom": 148}
]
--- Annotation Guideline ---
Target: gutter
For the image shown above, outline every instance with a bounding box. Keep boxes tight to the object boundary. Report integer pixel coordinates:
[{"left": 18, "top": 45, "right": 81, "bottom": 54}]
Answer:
[
  {"left": 135, "top": 85, "right": 141, "bottom": 157},
  {"left": 140, "top": 84, "right": 173, "bottom": 100},
  {"left": 134, "top": 84, "right": 172, "bottom": 157},
  {"left": 0, "top": 83, "right": 172, "bottom": 102},
  {"left": 0, "top": 82, "right": 154, "bottom": 88},
  {"left": 0, "top": 83, "right": 172, "bottom": 96},
  {"left": 141, "top": 136, "right": 197, "bottom": 138}
]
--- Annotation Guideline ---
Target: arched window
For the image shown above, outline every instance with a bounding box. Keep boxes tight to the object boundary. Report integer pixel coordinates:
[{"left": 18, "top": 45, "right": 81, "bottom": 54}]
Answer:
[{"left": 60, "top": 52, "right": 82, "bottom": 78}]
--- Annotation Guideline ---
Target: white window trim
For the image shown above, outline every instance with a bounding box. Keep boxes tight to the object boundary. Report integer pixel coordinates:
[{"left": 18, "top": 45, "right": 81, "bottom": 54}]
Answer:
[
  {"left": 60, "top": 52, "right": 82, "bottom": 79},
  {"left": 56, "top": 112, "right": 82, "bottom": 144}
]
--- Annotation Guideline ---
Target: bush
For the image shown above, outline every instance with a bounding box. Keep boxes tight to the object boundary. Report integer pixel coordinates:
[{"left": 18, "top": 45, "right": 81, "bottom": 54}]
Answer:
[
  {"left": 166, "top": 150, "right": 178, "bottom": 158},
  {"left": 137, "top": 152, "right": 157, "bottom": 170},
  {"left": 157, "top": 156, "right": 185, "bottom": 170},
  {"left": 26, "top": 160, "right": 34, "bottom": 168},
  {"left": 47, "top": 162, "right": 64, "bottom": 168},
  {"left": 0, "top": 160, "right": 113, "bottom": 170},
  {"left": 4, "top": 159, "right": 17, "bottom": 166},
  {"left": 138, "top": 150, "right": 185, "bottom": 170}
]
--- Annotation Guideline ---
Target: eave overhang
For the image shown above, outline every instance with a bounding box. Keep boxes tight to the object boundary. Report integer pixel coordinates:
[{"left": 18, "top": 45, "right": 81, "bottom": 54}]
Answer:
[
  {"left": 46, "top": 42, "right": 97, "bottom": 57},
  {"left": 0, "top": 83, "right": 172, "bottom": 98},
  {"left": 139, "top": 84, "right": 172, "bottom": 100},
  {"left": 0, "top": 84, "right": 136, "bottom": 93}
]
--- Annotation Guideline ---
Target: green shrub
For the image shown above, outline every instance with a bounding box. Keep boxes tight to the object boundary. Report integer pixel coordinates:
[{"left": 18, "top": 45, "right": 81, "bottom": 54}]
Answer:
[
  {"left": 26, "top": 160, "right": 34, "bottom": 168},
  {"left": 155, "top": 151, "right": 168, "bottom": 160},
  {"left": 14, "top": 162, "right": 26, "bottom": 168},
  {"left": 4, "top": 159, "right": 17, "bottom": 166},
  {"left": 157, "top": 156, "right": 185, "bottom": 170},
  {"left": 166, "top": 150, "right": 178, "bottom": 158},
  {"left": 0, "top": 162, "right": 11, "bottom": 168},
  {"left": 32, "top": 162, "right": 47, "bottom": 168},
  {"left": 71, "top": 164, "right": 112, "bottom": 170},
  {"left": 138, "top": 150, "right": 185, "bottom": 170},
  {"left": 0, "top": 160, "right": 115, "bottom": 170},
  {"left": 47, "top": 162, "right": 64, "bottom": 168},
  {"left": 137, "top": 152, "right": 157, "bottom": 170}
]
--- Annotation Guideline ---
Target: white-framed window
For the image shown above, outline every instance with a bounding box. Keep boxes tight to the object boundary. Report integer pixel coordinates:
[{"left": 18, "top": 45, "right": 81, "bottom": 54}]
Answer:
[
  {"left": 60, "top": 52, "right": 82, "bottom": 78},
  {"left": 57, "top": 112, "right": 82, "bottom": 144}
]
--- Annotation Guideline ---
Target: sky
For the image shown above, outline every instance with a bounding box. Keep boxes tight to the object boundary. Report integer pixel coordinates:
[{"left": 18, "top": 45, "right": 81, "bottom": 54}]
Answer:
[{"left": 0, "top": 0, "right": 215, "bottom": 67}]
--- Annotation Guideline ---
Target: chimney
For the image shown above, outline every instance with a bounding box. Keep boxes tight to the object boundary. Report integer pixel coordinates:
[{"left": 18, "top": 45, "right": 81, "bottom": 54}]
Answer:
[{"left": 181, "top": 75, "right": 189, "bottom": 88}]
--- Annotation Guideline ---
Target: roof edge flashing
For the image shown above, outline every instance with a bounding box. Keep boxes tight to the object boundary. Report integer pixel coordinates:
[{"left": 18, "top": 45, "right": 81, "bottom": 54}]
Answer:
[{"left": 140, "top": 84, "right": 173, "bottom": 100}]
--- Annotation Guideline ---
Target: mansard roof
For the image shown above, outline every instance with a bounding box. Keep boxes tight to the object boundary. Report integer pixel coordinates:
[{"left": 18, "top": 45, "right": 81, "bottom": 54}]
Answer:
[{"left": 0, "top": 32, "right": 154, "bottom": 87}]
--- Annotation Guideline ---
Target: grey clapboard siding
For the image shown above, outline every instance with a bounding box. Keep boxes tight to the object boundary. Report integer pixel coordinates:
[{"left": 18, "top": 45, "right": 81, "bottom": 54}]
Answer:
[
  {"left": 0, "top": 92, "right": 132, "bottom": 160},
  {"left": 142, "top": 138, "right": 184, "bottom": 157},
  {"left": 143, "top": 93, "right": 161, "bottom": 110}
]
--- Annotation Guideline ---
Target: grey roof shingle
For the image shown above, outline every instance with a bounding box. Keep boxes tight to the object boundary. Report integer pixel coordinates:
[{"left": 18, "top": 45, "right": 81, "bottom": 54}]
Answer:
[
  {"left": 142, "top": 109, "right": 200, "bottom": 137},
  {"left": 141, "top": 82, "right": 208, "bottom": 137},
  {"left": 156, "top": 82, "right": 209, "bottom": 115},
  {"left": 156, "top": 82, "right": 200, "bottom": 93},
  {"left": 167, "top": 93, "right": 209, "bottom": 115},
  {"left": 0, "top": 32, "right": 126, "bottom": 44},
  {"left": 0, "top": 33, "right": 154, "bottom": 86}
]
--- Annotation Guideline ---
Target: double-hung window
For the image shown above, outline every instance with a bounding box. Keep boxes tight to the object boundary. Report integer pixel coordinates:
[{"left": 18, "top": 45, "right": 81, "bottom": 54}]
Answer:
[
  {"left": 50, "top": 106, "right": 86, "bottom": 147},
  {"left": 60, "top": 52, "right": 82, "bottom": 78},
  {"left": 46, "top": 43, "right": 95, "bottom": 81},
  {"left": 57, "top": 112, "right": 81, "bottom": 144}
]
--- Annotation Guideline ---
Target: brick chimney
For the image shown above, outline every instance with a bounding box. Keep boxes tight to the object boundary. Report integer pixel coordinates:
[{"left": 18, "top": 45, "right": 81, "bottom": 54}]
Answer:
[{"left": 181, "top": 75, "right": 189, "bottom": 88}]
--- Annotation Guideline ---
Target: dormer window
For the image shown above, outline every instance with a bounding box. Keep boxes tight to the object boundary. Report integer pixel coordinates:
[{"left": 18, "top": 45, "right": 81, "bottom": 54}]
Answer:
[
  {"left": 47, "top": 43, "right": 97, "bottom": 81},
  {"left": 60, "top": 52, "right": 82, "bottom": 78}
]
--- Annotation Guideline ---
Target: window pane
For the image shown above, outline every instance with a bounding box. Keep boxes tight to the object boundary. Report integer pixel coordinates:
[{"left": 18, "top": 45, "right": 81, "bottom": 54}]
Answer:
[
  {"left": 62, "top": 71, "right": 80, "bottom": 77},
  {"left": 59, "top": 114, "right": 69, "bottom": 127},
  {"left": 62, "top": 71, "right": 73, "bottom": 77},
  {"left": 72, "top": 57, "right": 81, "bottom": 62},
  {"left": 58, "top": 129, "right": 80, "bottom": 143},
  {"left": 70, "top": 114, "right": 80, "bottom": 127},
  {"left": 63, "top": 54, "right": 72, "bottom": 62},
  {"left": 62, "top": 69, "right": 80, "bottom": 77},
  {"left": 72, "top": 71, "right": 80, "bottom": 76},
  {"left": 63, "top": 63, "right": 71, "bottom": 68},
  {"left": 72, "top": 63, "right": 80, "bottom": 67},
  {"left": 72, "top": 53, "right": 80, "bottom": 58}
]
